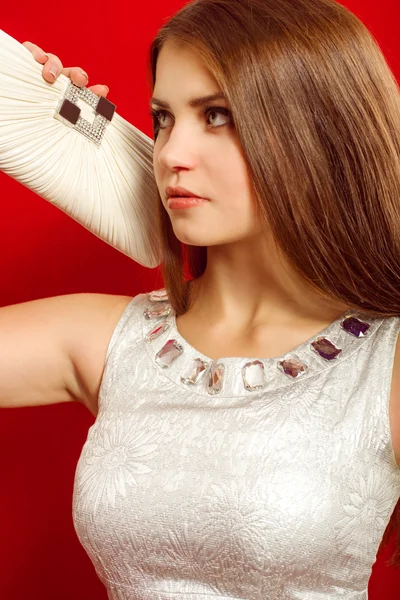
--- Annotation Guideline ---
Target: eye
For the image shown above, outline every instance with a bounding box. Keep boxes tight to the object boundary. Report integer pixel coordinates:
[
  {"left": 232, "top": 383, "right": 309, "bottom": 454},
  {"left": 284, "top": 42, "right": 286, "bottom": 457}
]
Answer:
[
  {"left": 205, "top": 107, "right": 231, "bottom": 128},
  {"left": 149, "top": 106, "right": 232, "bottom": 132},
  {"left": 149, "top": 109, "right": 172, "bottom": 131}
]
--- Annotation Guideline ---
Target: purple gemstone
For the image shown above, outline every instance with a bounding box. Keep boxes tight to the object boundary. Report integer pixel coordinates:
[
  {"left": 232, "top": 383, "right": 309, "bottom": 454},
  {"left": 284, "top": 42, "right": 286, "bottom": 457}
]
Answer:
[
  {"left": 341, "top": 316, "right": 370, "bottom": 338},
  {"left": 278, "top": 357, "right": 308, "bottom": 379},
  {"left": 311, "top": 337, "right": 342, "bottom": 361}
]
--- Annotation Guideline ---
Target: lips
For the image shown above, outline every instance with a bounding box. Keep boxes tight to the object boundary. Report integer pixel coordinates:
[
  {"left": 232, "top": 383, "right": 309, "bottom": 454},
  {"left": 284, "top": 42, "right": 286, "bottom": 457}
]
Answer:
[{"left": 166, "top": 185, "right": 204, "bottom": 199}]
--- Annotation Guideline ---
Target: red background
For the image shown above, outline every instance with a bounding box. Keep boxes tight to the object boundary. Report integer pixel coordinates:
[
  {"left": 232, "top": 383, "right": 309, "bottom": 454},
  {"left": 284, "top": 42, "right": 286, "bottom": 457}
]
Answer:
[{"left": 0, "top": 1, "right": 399, "bottom": 597}]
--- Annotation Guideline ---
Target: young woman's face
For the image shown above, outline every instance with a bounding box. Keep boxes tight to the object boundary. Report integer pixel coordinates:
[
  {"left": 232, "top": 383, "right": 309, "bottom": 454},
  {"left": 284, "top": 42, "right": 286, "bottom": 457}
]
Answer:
[{"left": 151, "top": 40, "right": 263, "bottom": 247}]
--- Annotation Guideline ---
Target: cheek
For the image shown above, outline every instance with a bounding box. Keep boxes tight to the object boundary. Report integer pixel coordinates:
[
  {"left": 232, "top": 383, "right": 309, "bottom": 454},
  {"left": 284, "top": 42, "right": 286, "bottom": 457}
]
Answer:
[{"left": 214, "top": 151, "right": 255, "bottom": 205}]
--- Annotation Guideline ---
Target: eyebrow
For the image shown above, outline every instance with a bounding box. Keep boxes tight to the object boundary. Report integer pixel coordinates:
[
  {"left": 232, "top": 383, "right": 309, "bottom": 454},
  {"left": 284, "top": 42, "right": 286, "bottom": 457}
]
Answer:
[{"left": 149, "top": 93, "right": 227, "bottom": 109}]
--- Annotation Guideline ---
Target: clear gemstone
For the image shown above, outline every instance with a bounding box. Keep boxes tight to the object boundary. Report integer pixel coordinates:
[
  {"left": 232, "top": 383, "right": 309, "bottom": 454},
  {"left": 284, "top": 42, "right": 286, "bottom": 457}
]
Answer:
[
  {"left": 311, "top": 337, "right": 342, "bottom": 361},
  {"left": 242, "top": 360, "right": 266, "bottom": 391},
  {"left": 278, "top": 356, "right": 308, "bottom": 379},
  {"left": 180, "top": 358, "right": 208, "bottom": 385},
  {"left": 155, "top": 339, "right": 183, "bottom": 368},
  {"left": 149, "top": 289, "right": 169, "bottom": 303},
  {"left": 341, "top": 316, "right": 370, "bottom": 338},
  {"left": 144, "top": 321, "right": 171, "bottom": 343},
  {"left": 208, "top": 363, "right": 225, "bottom": 395},
  {"left": 144, "top": 303, "right": 171, "bottom": 320}
]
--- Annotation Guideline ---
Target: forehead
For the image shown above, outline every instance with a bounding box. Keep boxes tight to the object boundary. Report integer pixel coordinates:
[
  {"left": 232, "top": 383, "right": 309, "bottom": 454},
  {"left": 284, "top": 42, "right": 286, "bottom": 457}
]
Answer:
[{"left": 154, "top": 40, "right": 220, "bottom": 97}]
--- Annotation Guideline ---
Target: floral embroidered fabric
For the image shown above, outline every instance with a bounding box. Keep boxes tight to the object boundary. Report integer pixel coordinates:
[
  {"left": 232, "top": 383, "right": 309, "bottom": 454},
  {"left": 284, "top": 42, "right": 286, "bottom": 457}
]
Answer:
[{"left": 73, "top": 291, "right": 400, "bottom": 599}]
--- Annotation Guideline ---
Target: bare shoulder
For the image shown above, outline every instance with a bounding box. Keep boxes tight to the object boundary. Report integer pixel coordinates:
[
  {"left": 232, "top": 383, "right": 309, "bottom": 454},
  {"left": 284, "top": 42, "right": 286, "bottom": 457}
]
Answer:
[
  {"left": 63, "top": 293, "right": 134, "bottom": 416},
  {"left": 389, "top": 330, "right": 400, "bottom": 468},
  {"left": 0, "top": 293, "right": 133, "bottom": 414}
]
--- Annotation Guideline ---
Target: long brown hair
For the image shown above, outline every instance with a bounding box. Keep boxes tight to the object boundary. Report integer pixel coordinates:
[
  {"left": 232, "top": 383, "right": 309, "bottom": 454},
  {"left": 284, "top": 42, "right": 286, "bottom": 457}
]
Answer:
[{"left": 148, "top": 0, "right": 400, "bottom": 566}]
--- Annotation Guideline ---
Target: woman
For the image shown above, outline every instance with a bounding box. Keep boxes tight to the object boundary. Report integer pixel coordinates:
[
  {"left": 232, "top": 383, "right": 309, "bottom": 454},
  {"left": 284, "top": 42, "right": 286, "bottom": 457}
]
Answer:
[{"left": 3, "top": 0, "right": 400, "bottom": 597}]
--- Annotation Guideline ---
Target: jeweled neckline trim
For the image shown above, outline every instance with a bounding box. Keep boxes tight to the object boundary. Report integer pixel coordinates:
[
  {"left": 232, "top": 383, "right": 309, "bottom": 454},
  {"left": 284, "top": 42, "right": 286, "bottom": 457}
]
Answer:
[{"left": 141, "top": 289, "right": 382, "bottom": 397}]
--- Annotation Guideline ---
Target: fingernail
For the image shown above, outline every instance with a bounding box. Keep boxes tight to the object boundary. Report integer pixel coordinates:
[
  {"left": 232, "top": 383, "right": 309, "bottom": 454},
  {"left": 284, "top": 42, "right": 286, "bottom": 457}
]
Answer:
[
  {"left": 48, "top": 67, "right": 58, "bottom": 80},
  {"left": 80, "top": 70, "right": 89, "bottom": 83}
]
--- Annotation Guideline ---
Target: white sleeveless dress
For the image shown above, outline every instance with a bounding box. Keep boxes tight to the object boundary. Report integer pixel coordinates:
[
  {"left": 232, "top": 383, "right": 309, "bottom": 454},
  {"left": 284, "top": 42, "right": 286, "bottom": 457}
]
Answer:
[{"left": 72, "top": 290, "right": 400, "bottom": 599}]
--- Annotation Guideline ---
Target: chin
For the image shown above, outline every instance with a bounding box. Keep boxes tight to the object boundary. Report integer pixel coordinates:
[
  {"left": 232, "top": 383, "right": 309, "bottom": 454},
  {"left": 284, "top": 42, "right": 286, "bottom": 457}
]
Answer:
[
  {"left": 172, "top": 220, "right": 211, "bottom": 246},
  {"left": 173, "top": 230, "right": 210, "bottom": 246},
  {"left": 172, "top": 229, "right": 236, "bottom": 248},
  {"left": 170, "top": 218, "right": 254, "bottom": 247}
]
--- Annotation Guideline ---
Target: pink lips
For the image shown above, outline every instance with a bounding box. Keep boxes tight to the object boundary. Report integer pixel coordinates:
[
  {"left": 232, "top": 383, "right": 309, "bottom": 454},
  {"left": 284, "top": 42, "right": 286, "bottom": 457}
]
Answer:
[
  {"left": 168, "top": 197, "right": 208, "bottom": 210},
  {"left": 166, "top": 186, "right": 209, "bottom": 210},
  {"left": 166, "top": 185, "right": 202, "bottom": 198}
]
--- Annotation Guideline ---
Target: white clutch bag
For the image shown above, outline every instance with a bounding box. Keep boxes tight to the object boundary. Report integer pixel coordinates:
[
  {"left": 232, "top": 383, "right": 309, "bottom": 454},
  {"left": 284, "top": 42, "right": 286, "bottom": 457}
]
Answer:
[{"left": 0, "top": 29, "right": 161, "bottom": 268}]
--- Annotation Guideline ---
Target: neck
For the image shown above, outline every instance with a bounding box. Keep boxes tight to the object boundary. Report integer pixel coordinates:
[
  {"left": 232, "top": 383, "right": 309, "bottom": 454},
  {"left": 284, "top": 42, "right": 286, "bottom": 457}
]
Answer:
[{"left": 189, "top": 235, "right": 348, "bottom": 328}]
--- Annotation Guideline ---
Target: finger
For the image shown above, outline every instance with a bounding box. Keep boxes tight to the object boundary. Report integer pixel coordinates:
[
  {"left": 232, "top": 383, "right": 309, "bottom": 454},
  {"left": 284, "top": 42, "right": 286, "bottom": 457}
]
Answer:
[
  {"left": 41, "top": 52, "right": 64, "bottom": 83},
  {"left": 22, "top": 41, "right": 49, "bottom": 65},
  {"left": 62, "top": 66, "right": 89, "bottom": 88},
  {"left": 87, "top": 84, "right": 110, "bottom": 98}
]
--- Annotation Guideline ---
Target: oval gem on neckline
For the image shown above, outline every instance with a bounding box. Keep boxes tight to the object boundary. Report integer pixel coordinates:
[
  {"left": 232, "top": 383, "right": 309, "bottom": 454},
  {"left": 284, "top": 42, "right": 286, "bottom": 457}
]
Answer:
[
  {"left": 144, "top": 303, "right": 172, "bottom": 320},
  {"left": 278, "top": 356, "right": 308, "bottom": 379},
  {"left": 242, "top": 360, "right": 266, "bottom": 391},
  {"left": 155, "top": 339, "right": 183, "bottom": 368},
  {"left": 208, "top": 362, "right": 225, "bottom": 395},
  {"left": 181, "top": 358, "right": 209, "bottom": 385},
  {"left": 311, "top": 337, "right": 342, "bottom": 361},
  {"left": 148, "top": 289, "right": 169, "bottom": 303},
  {"left": 341, "top": 316, "right": 370, "bottom": 338},
  {"left": 145, "top": 321, "right": 171, "bottom": 343}
]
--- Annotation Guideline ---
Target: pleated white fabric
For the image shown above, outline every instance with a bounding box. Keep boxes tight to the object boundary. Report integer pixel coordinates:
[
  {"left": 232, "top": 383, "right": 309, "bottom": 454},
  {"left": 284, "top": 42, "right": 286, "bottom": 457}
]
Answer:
[{"left": 0, "top": 29, "right": 161, "bottom": 268}]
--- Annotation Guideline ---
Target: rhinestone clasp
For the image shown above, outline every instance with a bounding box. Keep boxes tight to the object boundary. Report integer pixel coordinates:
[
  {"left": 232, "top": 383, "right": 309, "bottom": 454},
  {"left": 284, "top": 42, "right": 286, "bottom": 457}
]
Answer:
[{"left": 54, "top": 82, "right": 116, "bottom": 147}]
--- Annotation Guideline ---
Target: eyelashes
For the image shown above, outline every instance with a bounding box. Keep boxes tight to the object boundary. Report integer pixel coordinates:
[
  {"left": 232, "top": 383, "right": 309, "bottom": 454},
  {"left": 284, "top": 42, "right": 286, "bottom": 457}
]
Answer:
[{"left": 149, "top": 106, "right": 232, "bottom": 133}]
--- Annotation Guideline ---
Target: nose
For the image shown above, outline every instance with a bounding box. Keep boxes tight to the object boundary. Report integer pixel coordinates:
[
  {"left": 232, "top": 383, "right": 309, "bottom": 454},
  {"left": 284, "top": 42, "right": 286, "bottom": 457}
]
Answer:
[{"left": 155, "top": 125, "right": 198, "bottom": 173}]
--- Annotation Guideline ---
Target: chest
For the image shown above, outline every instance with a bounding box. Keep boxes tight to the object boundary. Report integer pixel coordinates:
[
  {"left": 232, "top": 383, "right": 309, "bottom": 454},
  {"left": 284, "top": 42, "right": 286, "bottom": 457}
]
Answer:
[
  {"left": 73, "top": 378, "right": 400, "bottom": 598},
  {"left": 177, "top": 313, "right": 400, "bottom": 470}
]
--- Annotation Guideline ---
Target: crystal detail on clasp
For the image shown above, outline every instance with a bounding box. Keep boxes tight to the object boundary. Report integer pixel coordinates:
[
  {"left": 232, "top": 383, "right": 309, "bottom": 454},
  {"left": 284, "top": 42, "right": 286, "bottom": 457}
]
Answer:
[
  {"left": 341, "top": 316, "right": 370, "bottom": 338},
  {"left": 148, "top": 289, "right": 169, "bottom": 303},
  {"left": 242, "top": 360, "right": 266, "bottom": 391},
  {"left": 144, "top": 303, "right": 172, "bottom": 320},
  {"left": 278, "top": 356, "right": 308, "bottom": 379},
  {"left": 155, "top": 339, "right": 183, "bottom": 368},
  {"left": 54, "top": 82, "right": 115, "bottom": 147},
  {"left": 145, "top": 321, "right": 171, "bottom": 343},
  {"left": 311, "top": 337, "right": 342, "bottom": 361},
  {"left": 180, "top": 358, "right": 209, "bottom": 385},
  {"left": 208, "top": 363, "right": 225, "bottom": 395}
]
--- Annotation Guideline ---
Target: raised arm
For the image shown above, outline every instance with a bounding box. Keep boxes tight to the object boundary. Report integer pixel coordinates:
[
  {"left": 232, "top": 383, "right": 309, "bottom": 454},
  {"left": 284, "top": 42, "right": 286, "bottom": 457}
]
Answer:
[{"left": 0, "top": 293, "right": 132, "bottom": 416}]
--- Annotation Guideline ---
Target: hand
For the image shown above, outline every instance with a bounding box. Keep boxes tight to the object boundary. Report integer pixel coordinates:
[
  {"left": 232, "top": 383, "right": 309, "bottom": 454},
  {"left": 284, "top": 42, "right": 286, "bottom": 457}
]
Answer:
[{"left": 22, "top": 41, "right": 110, "bottom": 98}]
